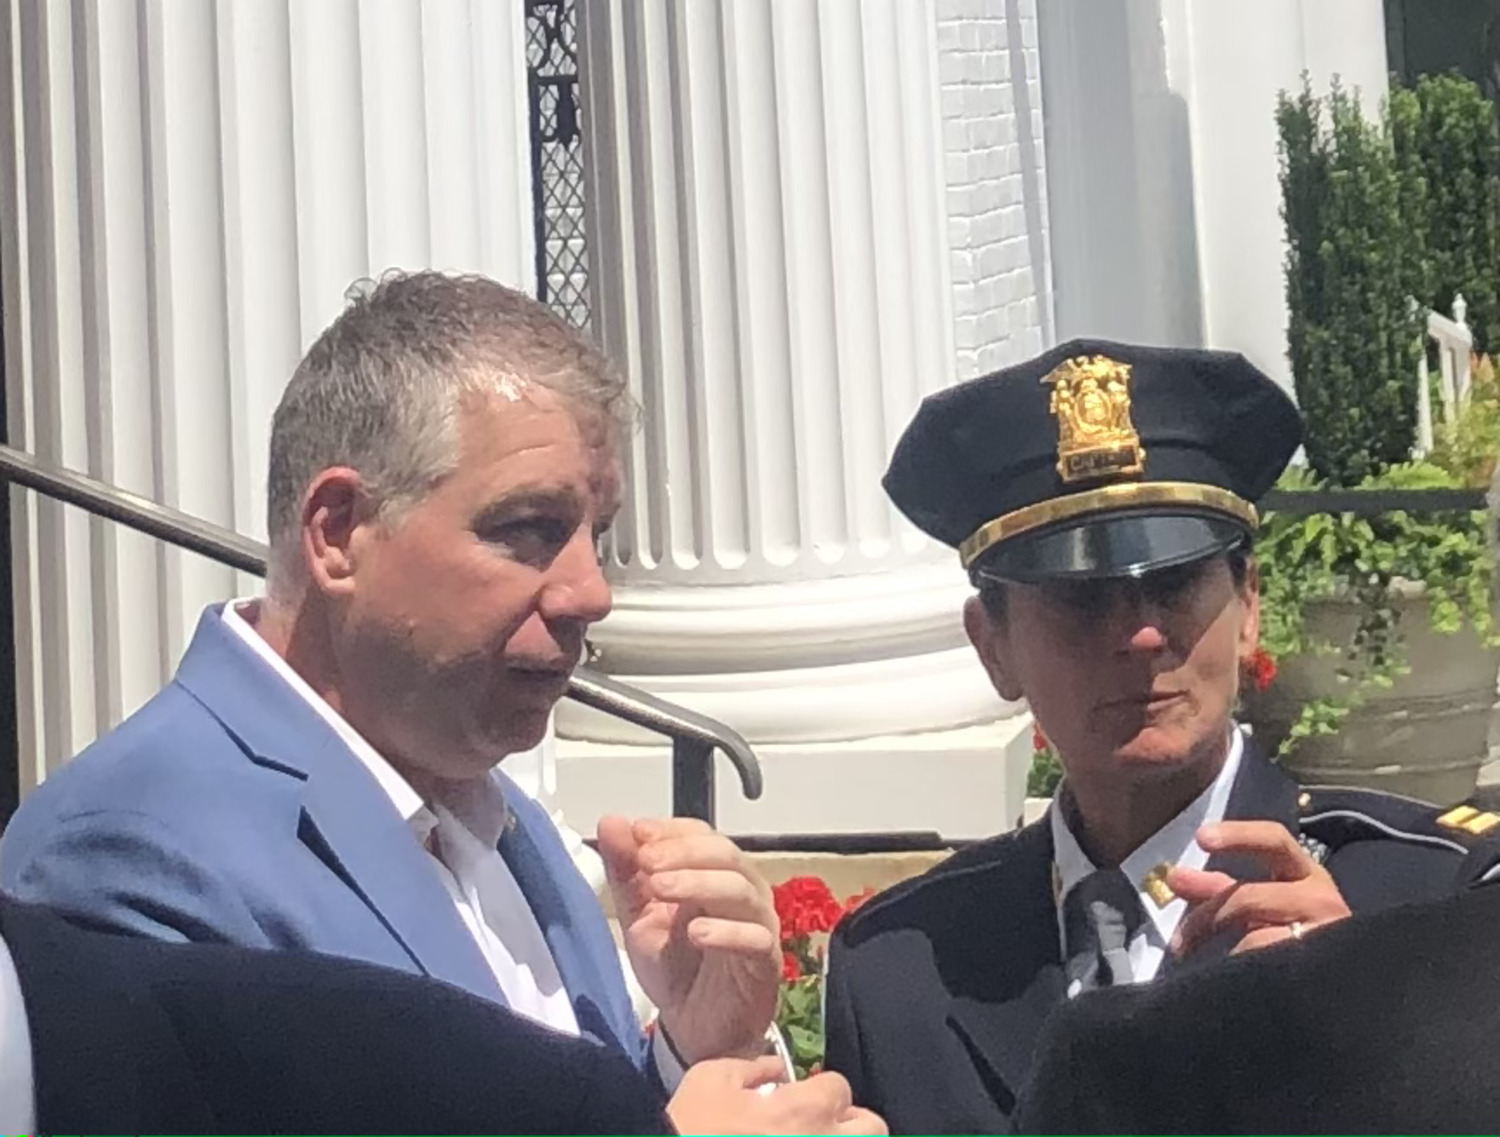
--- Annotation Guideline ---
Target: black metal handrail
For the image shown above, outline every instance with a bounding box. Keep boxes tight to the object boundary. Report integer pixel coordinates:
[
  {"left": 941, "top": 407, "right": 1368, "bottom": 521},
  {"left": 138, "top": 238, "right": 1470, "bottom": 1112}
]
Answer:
[{"left": 0, "top": 443, "right": 761, "bottom": 821}]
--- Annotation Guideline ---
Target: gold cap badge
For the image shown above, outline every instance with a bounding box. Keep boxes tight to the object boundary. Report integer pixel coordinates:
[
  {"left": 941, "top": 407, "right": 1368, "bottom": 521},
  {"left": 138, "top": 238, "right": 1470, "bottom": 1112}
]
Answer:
[{"left": 1043, "top": 355, "right": 1146, "bottom": 484}]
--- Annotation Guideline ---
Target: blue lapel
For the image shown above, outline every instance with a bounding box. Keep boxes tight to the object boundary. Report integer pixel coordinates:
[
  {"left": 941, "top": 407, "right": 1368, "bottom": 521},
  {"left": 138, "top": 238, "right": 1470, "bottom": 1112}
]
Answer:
[
  {"left": 173, "top": 607, "right": 505, "bottom": 1006},
  {"left": 495, "top": 771, "right": 645, "bottom": 1065}
]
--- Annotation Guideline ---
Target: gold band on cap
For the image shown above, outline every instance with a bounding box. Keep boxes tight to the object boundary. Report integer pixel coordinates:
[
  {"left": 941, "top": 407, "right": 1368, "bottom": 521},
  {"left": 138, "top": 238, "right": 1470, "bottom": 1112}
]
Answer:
[{"left": 958, "top": 482, "right": 1258, "bottom": 570}]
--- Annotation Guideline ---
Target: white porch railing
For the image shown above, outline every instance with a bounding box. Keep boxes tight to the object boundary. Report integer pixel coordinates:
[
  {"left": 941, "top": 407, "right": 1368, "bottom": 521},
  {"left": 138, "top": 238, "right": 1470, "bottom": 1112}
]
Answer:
[{"left": 1415, "top": 294, "right": 1474, "bottom": 457}]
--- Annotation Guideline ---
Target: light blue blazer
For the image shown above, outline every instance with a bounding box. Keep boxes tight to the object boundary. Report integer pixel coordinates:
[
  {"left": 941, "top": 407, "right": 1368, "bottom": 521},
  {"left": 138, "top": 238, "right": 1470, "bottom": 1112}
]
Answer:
[{"left": 0, "top": 607, "right": 646, "bottom": 1066}]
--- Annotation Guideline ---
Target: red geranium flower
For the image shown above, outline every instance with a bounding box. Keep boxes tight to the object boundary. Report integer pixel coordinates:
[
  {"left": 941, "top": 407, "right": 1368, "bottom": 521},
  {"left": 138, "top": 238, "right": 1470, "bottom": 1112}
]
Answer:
[
  {"left": 1032, "top": 723, "right": 1049, "bottom": 752},
  {"left": 772, "top": 876, "right": 844, "bottom": 939},
  {"left": 1246, "top": 647, "right": 1278, "bottom": 691}
]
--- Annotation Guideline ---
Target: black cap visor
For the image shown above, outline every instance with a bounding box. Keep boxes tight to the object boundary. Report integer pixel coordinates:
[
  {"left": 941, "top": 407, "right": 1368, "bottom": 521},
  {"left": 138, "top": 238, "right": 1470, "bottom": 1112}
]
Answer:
[{"left": 971, "top": 509, "right": 1250, "bottom": 585}]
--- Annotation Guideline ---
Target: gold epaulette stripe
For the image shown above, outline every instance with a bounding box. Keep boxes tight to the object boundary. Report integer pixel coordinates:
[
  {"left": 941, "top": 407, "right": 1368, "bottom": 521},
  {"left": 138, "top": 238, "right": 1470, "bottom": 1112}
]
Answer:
[
  {"left": 1437, "top": 804, "right": 1500, "bottom": 835},
  {"left": 1437, "top": 805, "right": 1479, "bottom": 828},
  {"left": 1465, "top": 813, "right": 1500, "bottom": 835}
]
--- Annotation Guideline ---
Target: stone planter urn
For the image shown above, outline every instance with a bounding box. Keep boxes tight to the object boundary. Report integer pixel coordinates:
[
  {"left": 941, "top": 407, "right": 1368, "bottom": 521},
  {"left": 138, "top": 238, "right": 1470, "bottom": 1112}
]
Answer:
[{"left": 1242, "top": 587, "right": 1500, "bottom": 806}]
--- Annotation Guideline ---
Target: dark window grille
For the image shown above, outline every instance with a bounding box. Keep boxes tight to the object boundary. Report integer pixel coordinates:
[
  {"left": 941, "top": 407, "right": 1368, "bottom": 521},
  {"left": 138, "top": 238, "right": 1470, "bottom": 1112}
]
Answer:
[{"left": 526, "top": 0, "right": 591, "bottom": 331}]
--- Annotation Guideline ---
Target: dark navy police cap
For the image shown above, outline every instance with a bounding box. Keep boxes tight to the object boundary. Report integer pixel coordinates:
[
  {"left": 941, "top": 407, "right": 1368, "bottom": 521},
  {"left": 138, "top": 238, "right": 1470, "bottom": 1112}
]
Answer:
[{"left": 884, "top": 338, "right": 1303, "bottom": 584}]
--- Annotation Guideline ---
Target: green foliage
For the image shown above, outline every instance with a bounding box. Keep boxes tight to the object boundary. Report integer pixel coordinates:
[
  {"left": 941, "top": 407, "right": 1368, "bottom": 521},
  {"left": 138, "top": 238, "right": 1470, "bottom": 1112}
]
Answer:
[
  {"left": 1027, "top": 743, "right": 1063, "bottom": 798},
  {"left": 1254, "top": 461, "right": 1496, "bottom": 748},
  {"left": 1390, "top": 74, "right": 1500, "bottom": 354},
  {"left": 1427, "top": 352, "right": 1500, "bottom": 487},
  {"left": 1278, "top": 79, "right": 1426, "bottom": 486},
  {"left": 776, "top": 971, "right": 824, "bottom": 1079}
]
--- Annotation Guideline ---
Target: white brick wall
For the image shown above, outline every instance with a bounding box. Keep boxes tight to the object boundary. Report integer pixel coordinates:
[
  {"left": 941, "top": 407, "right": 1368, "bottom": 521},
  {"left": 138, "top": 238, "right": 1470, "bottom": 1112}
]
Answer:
[{"left": 936, "top": 0, "right": 1053, "bottom": 379}]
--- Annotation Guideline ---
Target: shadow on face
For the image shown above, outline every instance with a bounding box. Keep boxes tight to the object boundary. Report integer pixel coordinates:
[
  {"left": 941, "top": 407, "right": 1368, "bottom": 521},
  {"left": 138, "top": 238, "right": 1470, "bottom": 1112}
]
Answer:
[{"left": 964, "top": 552, "right": 1259, "bottom": 783}]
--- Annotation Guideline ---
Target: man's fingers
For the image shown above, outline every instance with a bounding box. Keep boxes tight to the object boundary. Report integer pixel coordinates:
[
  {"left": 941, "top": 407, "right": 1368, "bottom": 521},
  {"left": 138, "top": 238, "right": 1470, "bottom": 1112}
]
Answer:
[
  {"left": 594, "top": 822, "right": 636, "bottom": 882},
  {"left": 1197, "top": 820, "right": 1315, "bottom": 881},
  {"left": 596, "top": 815, "right": 641, "bottom": 884},
  {"left": 684, "top": 915, "right": 779, "bottom": 957},
  {"left": 651, "top": 868, "right": 772, "bottom": 921},
  {"left": 638, "top": 833, "right": 756, "bottom": 877},
  {"left": 786, "top": 1071, "right": 855, "bottom": 1116},
  {"left": 738, "top": 1054, "right": 791, "bottom": 1088},
  {"left": 633, "top": 816, "right": 714, "bottom": 843},
  {"left": 670, "top": 1063, "right": 888, "bottom": 1137},
  {"left": 836, "top": 1106, "right": 890, "bottom": 1136},
  {"left": 1164, "top": 864, "right": 1238, "bottom": 903},
  {"left": 776, "top": 1075, "right": 889, "bottom": 1136}
]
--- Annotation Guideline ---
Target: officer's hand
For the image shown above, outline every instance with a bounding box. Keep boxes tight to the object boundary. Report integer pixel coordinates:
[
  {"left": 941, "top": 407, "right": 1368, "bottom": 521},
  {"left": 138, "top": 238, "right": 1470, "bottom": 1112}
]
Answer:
[
  {"left": 665, "top": 1057, "right": 888, "bottom": 1136},
  {"left": 1168, "top": 819, "right": 1351, "bottom": 957}
]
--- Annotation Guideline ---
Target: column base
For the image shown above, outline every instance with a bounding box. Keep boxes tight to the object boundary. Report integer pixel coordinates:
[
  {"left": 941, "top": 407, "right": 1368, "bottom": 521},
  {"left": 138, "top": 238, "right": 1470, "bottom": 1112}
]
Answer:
[{"left": 553, "top": 715, "right": 1033, "bottom": 840}]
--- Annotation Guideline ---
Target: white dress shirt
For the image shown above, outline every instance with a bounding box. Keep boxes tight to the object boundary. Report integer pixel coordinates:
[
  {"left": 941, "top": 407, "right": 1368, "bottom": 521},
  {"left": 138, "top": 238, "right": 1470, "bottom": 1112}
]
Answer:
[
  {"left": 0, "top": 934, "right": 34, "bottom": 1135},
  {"left": 415, "top": 786, "right": 578, "bottom": 1033},
  {"left": 1050, "top": 727, "right": 1245, "bottom": 996}
]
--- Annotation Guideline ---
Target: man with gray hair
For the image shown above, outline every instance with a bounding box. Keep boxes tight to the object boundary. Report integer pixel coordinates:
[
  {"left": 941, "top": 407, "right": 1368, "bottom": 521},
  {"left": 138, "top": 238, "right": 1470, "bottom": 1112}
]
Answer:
[{"left": 1, "top": 271, "right": 883, "bottom": 1136}]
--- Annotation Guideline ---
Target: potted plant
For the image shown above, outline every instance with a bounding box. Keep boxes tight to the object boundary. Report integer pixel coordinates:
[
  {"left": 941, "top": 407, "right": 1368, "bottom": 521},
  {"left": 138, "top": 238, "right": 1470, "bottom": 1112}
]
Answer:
[
  {"left": 1248, "top": 77, "right": 1500, "bottom": 804},
  {"left": 1243, "top": 456, "right": 1498, "bottom": 803}
]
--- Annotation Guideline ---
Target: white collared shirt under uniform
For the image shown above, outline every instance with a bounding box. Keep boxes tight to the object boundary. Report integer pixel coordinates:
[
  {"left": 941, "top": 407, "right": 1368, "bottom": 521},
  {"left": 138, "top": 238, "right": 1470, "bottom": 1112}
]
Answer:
[{"left": 1049, "top": 727, "right": 1245, "bottom": 997}]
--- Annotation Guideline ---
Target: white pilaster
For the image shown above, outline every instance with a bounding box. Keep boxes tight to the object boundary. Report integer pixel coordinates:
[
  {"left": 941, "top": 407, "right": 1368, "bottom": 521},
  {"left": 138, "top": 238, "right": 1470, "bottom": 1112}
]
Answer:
[
  {"left": 1039, "top": 0, "right": 1389, "bottom": 391},
  {"left": 565, "top": 0, "right": 1027, "bottom": 836},
  {"left": 1173, "top": 0, "right": 1389, "bottom": 391},
  {"left": 1, "top": 0, "right": 534, "bottom": 787}
]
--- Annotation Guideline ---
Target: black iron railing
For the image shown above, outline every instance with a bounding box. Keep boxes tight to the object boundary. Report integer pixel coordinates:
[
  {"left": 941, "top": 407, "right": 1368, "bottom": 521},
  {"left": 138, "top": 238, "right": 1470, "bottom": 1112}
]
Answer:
[{"left": 0, "top": 443, "right": 760, "bottom": 822}]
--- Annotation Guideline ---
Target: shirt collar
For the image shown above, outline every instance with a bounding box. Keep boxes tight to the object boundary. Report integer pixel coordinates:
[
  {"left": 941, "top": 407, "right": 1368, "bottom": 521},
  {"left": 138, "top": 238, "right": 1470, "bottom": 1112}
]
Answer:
[
  {"left": 220, "top": 598, "right": 426, "bottom": 823},
  {"left": 431, "top": 775, "right": 512, "bottom": 855},
  {"left": 1050, "top": 726, "right": 1245, "bottom": 941}
]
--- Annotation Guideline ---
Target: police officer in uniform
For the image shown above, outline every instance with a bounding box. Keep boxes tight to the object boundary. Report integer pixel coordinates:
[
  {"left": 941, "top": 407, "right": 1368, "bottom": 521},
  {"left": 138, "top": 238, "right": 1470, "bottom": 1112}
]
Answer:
[{"left": 822, "top": 340, "right": 1500, "bottom": 1135}]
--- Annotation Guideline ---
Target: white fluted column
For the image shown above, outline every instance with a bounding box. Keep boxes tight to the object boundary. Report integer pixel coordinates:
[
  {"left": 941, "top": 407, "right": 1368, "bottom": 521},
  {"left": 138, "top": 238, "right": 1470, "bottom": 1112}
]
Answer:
[
  {"left": 1, "top": 0, "right": 533, "bottom": 788},
  {"left": 559, "top": 0, "right": 1028, "bottom": 837}
]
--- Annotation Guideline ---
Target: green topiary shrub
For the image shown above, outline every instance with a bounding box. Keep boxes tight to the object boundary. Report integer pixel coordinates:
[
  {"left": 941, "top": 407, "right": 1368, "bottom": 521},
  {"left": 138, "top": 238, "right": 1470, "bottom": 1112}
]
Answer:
[
  {"left": 1390, "top": 73, "right": 1500, "bottom": 355},
  {"left": 1278, "top": 79, "right": 1426, "bottom": 486}
]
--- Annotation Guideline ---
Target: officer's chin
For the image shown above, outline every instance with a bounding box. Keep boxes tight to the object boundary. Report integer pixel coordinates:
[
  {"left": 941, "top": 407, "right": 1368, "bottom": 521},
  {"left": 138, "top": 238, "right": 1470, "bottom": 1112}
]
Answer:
[{"left": 1108, "top": 720, "right": 1211, "bottom": 773}]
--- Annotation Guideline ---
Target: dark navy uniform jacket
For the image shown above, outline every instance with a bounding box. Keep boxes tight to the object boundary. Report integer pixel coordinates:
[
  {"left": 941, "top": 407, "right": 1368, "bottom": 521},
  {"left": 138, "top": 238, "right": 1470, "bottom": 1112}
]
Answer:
[{"left": 823, "top": 740, "right": 1499, "bottom": 1135}]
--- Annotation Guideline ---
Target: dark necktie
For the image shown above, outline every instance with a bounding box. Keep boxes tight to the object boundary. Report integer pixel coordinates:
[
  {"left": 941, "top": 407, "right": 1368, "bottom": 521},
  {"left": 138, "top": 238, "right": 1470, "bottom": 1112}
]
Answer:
[{"left": 1062, "top": 867, "right": 1147, "bottom": 991}]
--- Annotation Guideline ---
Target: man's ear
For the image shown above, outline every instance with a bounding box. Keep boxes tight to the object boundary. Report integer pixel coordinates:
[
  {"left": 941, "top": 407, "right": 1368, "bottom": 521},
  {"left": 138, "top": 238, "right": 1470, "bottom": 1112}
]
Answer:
[
  {"left": 964, "top": 595, "right": 1024, "bottom": 702},
  {"left": 1238, "top": 557, "right": 1262, "bottom": 662},
  {"left": 300, "top": 468, "right": 375, "bottom": 597}
]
